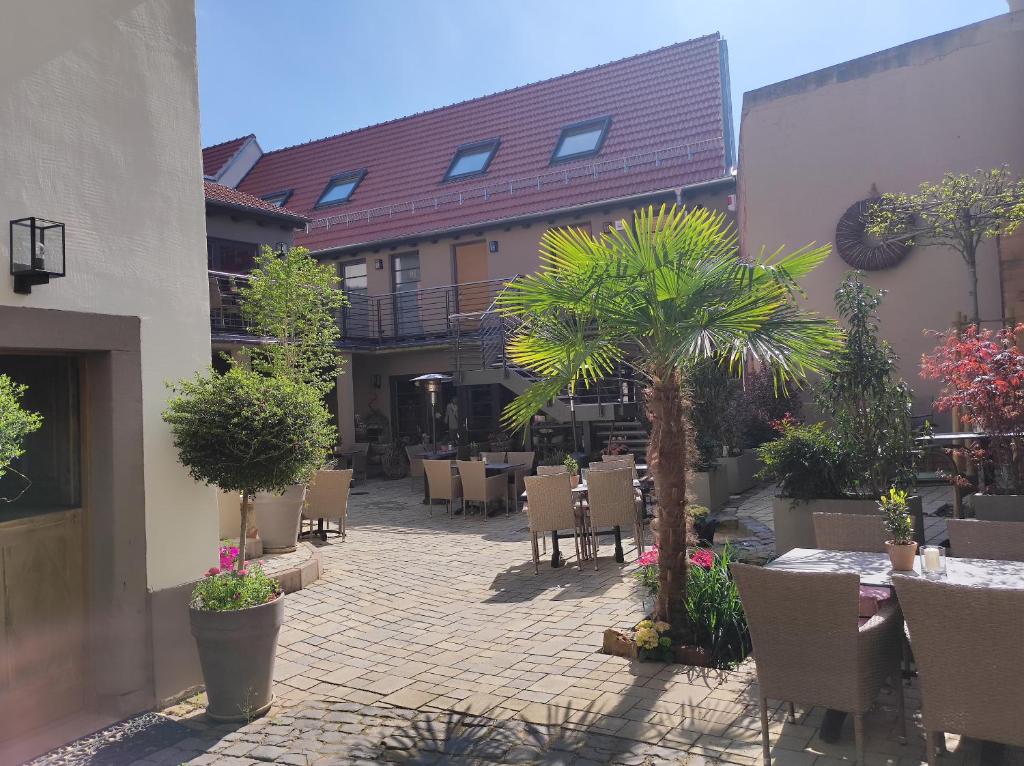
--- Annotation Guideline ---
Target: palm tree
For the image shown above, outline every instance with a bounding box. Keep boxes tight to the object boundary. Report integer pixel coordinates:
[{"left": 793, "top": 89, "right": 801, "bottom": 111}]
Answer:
[{"left": 499, "top": 205, "right": 842, "bottom": 637}]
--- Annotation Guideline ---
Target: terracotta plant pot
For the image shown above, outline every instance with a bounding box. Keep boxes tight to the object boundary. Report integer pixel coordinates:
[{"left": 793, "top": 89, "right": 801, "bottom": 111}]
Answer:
[
  {"left": 190, "top": 594, "right": 284, "bottom": 722},
  {"left": 674, "top": 644, "right": 713, "bottom": 667},
  {"left": 570, "top": 475, "right": 580, "bottom": 489},
  {"left": 253, "top": 485, "right": 306, "bottom": 553},
  {"left": 886, "top": 540, "right": 918, "bottom": 571}
]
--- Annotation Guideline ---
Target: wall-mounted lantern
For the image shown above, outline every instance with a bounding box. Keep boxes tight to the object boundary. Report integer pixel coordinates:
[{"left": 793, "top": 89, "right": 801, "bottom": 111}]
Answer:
[{"left": 10, "top": 217, "right": 65, "bottom": 294}]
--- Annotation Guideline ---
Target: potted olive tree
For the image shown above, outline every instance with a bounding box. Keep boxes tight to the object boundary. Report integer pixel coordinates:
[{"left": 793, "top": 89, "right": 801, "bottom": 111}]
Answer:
[
  {"left": 0, "top": 374, "right": 42, "bottom": 503},
  {"left": 239, "top": 245, "right": 346, "bottom": 552},
  {"left": 760, "top": 274, "right": 923, "bottom": 553},
  {"left": 922, "top": 323, "right": 1024, "bottom": 520},
  {"left": 163, "top": 367, "right": 335, "bottom": 721}
]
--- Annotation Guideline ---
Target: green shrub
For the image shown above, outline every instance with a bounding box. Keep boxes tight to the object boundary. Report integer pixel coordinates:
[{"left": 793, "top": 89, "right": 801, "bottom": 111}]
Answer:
[
  {"left": 879, "top": 487, "right": 914, "bottom": 545},
  {"left": 562, "top": 453, "right": 580, "bottom": 475},
  {"left": 685, "top": 545, "right": 750, "bottom": 669},
  {"left": 191, "top": 562, "right": 280, "bottom": 611},
  {"left": 0, "top": 374, "right": 42, "bottom": 484},
  {"left": 756, "top": 421, "right": 849, "bottom": 502}
]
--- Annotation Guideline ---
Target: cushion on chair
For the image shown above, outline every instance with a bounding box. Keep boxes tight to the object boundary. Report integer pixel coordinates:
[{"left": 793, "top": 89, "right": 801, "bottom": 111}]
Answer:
[{"left": 858, "top": 585, "right": 894, "bottom": 618}]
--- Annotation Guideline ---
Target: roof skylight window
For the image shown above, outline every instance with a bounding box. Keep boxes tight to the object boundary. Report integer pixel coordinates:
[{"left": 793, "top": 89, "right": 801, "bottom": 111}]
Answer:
[
  {"left": 444, "top": 139, "right": 500, "bottom": 181},
  {"left": 315, "top": 170, "right": 366, "bottom": 208},
  {"left": 261, "top": 189, "right": 293, "bottom": 207},
  {"left": 551, "top": 117, "right": 611, "bottom": 163}
]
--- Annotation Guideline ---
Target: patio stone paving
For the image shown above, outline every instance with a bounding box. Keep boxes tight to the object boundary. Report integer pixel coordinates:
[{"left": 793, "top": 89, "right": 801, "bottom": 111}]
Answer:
[{"left": 35, "top": 480, "right": 1014, "bottom": 765}]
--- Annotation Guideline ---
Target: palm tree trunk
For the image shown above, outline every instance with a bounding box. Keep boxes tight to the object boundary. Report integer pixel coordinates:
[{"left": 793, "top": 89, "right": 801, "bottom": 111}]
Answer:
[{"left": 646, "top": 370, "right": 692, "bottom": 640}]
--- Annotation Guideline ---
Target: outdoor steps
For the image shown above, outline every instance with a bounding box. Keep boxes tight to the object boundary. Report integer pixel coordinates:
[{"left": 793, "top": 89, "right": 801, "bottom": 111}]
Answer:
[{"left": 592, "top": 421, "right": 648, "bottom": 462}]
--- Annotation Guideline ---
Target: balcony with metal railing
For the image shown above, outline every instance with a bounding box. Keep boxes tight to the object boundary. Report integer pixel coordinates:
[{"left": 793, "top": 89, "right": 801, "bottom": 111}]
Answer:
[{"left": 208, "top": 270, "right": 512, "bottom": 350}]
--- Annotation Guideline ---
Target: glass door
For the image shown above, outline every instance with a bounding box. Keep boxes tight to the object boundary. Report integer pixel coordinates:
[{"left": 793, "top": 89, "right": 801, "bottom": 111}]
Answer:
[
  {"left": 391, "top": 252, "right": 422, "bottom": 337},
  {"left": 340, "top": 259, "right": 369, "bottom": 338}
]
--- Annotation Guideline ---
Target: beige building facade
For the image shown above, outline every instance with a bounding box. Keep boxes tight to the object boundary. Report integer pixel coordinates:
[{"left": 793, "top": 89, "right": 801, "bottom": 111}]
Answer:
[
  {"left": 739, "top": 10, "right": 1024, "bottom": 415},
  {"left": 0, "top": 0, "right": 213, "bottom": 757}
]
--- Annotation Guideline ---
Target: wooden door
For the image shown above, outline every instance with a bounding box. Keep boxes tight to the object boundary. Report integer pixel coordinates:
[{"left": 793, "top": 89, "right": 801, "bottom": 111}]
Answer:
[
  {"left": 0, "top": 509, "right": 85, "bottom": 740},
  {"left": 454, "top": 241, "right": 490, "bottom": 327}
]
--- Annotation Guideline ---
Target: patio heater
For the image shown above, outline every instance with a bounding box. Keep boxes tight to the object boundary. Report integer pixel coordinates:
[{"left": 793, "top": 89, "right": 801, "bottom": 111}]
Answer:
[{"left": 412, "top": 373, "right": 453, "bottom": 452}]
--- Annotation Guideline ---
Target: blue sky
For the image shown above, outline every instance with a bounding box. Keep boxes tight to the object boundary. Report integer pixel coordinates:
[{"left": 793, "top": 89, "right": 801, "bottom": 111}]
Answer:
[{"left": 197, "top": 0, "right": 1007, "bottom": 152}]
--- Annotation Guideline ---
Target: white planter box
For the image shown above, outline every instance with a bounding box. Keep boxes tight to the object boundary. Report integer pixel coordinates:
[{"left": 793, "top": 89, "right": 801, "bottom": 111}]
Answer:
[
  {"left": 772, "top": 495, "right": 925, "bottom": 556},
  {"left": 971, "top": 493, "right": 1024, "bottom": 522},
  {"left": 691, "top": 466, "right": 730, "bottom": 511},
  {"left": 721, "top": 451, "right": 758, "bottom": 494}
]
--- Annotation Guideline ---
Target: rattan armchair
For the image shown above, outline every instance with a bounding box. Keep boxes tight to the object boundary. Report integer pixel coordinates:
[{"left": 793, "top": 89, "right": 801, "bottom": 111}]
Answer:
[
  {"left": 506, "top": 450, "right": 536, "bottom": 500},
  {"left": 481, "top": 451, "right": 507, "bottom": 464},
  {"left": 893, "top": 575, "right": 1024, "bottom": 765},
  {"left": 457, "top": 460, "right": 508, "bottom": 518},
  {"left": 584, "top": 467, "right": 644, "bottom": 567},
  {"left": 731, "top": 564, "right": 906, "bottom": 766},
  {"left": 423, "top": 459, "right": 462, "bottom": 517},
  {"left": 813, "top": 512, "right": 888, "bottom": 553},
  {"left": 302, "top": 469, "right": 353, "bottom": 541},
  {"left": 536, "top": 464, "right": 568, "bottom": 476},
  {"left": 601, "top": 453, "right": 638, "bottom": 479},
  {"left": 405, "top": 444, "right": 427, "bottom": 490},
  {"left": 524, "top": 473, "right": 581, "bottom": 573},
  {"left": 947, "top": 518, "right": 1024, "bottom": 562}
]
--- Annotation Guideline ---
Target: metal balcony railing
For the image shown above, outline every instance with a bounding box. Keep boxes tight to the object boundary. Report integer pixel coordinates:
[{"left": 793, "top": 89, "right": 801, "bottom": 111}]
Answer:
[{"left": 208, "top": 270, "right": 512, "bottom": 348}]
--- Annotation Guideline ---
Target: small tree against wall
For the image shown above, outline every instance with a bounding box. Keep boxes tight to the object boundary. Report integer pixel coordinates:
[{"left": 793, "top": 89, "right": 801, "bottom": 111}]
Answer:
[
  {"left": 867, "top": 167, "right": 1024, "bottom": 326},
  {"left": 163, "top": 368, "right": 335, "bottom": 572},
  {"left": 0, "top": 374, "right": 42, "bottom": 502}
]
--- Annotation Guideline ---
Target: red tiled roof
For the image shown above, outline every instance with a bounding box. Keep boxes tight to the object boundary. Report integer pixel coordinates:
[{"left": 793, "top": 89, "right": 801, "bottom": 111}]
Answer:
[
  {"left": 204, "top": 181, "right": 308, "bottom": 225},
  {"left": 235, "top": 35, "right": 732, "bottom": 253},
  {"left": 203, "top": 135, "right": 254, "bottom": 178}
]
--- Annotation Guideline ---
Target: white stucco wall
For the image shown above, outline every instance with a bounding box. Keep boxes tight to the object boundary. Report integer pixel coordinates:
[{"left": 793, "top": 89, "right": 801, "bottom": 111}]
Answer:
[{"left": 0, "top": 0, "right": 215, "bottom": 590}]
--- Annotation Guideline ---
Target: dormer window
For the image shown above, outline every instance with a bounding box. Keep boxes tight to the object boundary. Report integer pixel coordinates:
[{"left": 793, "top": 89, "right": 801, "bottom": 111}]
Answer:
[
  {"left": 315, "top": 170, "right": 366, "bottom": 208},
  {"left": 261, "top": 189, "right": 293, "bottom": 207},
  {"left": 443, "top": 139, "right": 499, "bottom": 182},
  {"left": 551, "top": 116, "right": 611, "bottom": 164}
]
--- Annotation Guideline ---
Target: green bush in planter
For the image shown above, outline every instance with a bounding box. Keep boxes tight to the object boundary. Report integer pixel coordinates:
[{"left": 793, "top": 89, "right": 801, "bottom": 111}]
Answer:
[
  {"left": 756, "top": 421, "right": 849, "bottom": 502},
  {"left": 163, "top": 367, "right": 336, "bottom": 579},
  {"left": 0, "top": 374, "right": 42, "bottom": 500}
]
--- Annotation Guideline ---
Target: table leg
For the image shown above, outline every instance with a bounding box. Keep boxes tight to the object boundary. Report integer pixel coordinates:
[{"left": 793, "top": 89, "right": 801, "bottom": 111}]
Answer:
[
  {"left": 551, "top": 533, "right": 562, "bottom": 568},
  {"left": 317, "top": 518, "right": 326, "bottom": 542},
  {"left": 422, "top": 474, "right": 430, "bottom": 505},
  {"left": 614, "top": 526, "right": 624, "bottom": 563}
]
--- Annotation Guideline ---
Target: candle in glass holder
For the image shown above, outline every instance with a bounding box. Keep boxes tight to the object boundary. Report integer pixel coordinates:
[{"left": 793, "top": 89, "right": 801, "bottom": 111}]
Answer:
[{"left": 920, "top": 545, "right": 946, "bottom": 579}]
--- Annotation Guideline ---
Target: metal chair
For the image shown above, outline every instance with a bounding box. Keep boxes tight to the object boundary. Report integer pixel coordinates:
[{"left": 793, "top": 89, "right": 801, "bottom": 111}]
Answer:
[
  {"left": 423, "top": 459, "right": 462, "bottom": 517},
  {"left": 947, "top": 518, "right": 1024, "bottom": 562},
  {"left": 524, "top": 473, "right": 581, "bottom": 573},
  {"left": 893, "top": 575, "right": 1024, "bottom": 765},
  {"left": 731, "top": 564, "right": 906, "bottom": 766}
]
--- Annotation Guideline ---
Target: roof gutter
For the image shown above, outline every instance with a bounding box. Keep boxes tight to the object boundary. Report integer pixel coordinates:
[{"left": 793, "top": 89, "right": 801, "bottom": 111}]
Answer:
[{"left": 309, "top": 175, "right": 736, "bottom": 259}]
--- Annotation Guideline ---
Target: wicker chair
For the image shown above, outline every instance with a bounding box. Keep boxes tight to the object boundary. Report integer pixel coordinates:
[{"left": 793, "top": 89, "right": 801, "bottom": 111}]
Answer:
[
  {"left": 423, "top": 459, "right": 462, "bottom": 517},
  {"left": 601, "top": 453, "right": 638, "bottom": 479},
  {"left": 506, "top": 451, "right": 536, "bottom": 501},
  {"left": 524, "top": 473, "right": 581, "bottom": 573},
  {"left": 349, "top": 442, "right": 370, "bottom": 482},
  {"left": 893, "top": 575, "right": 1024, "bottom": 765},
  {"left": 302, "top": 469, "right": 353, "bottom": 541},
  {"left": 481, "top": 451, "right": 507, "bottom": 464},
  {"left": 813, "top": 512, "right": 888, "bottom": 553},
  {"left": 731, "top": 564, "right": 906, "bottom": 766},
  {"left": 947, "top": 518, "right": 1024, "bottom": 562},
  {"left": 457, "top": 460, "right": 508, "bottom": 518},
  {"left": 405, "top": 444, "right": 427, "bottom": 490},
  {"left": 537, "top": 464, "right": 568, "bottom": 476},
  {"left": 584, "top": 467, "right": 645, "bottom": 567}
]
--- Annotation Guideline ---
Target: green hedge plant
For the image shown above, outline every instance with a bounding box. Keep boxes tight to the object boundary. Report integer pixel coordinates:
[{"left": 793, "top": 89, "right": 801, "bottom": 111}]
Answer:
[{"left": 756, "top": 421, "right": 849, "bottom": 502}]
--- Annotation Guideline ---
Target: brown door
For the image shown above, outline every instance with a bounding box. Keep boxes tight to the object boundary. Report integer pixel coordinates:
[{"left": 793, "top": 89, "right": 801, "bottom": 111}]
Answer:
[
  {"left": 454, "top": 241, "right": 490, "bottom": 320},
  {"left": 0, "top": 509, "right": 85, "bottom": 740}
]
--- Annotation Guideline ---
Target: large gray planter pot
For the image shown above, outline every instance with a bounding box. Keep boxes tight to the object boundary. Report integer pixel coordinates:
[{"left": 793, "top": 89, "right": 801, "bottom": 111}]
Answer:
[
  {"left": 190, "top": 594, "right": 284, "bottom": 722},
  {"left": 971, "top": 493, "right": 1024, "bottom": 521},
  {"left": 691, "top": 466, "right": 729, "bottom": 511},
  {"left": 721, "top": 451, "right": 758, "bottom": 494},
  {"left": 253, "top": 485, "right": 306, "bottom": 553},
  {"left": 772, "top": 495, "right": 925, "bottom": 555}
]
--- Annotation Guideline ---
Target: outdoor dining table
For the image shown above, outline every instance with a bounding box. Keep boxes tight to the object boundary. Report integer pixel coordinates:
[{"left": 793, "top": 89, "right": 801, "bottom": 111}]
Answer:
[
  {"left": 482, "top": 462, "right": 525, "bottom": 514},
  {"left": 767, "top": 547, "right": 1024, "bottom": 588}
]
